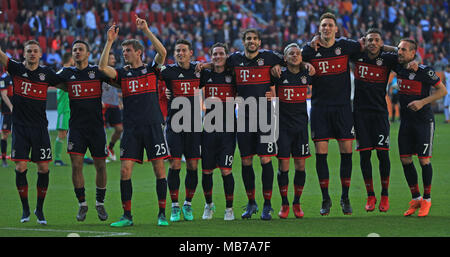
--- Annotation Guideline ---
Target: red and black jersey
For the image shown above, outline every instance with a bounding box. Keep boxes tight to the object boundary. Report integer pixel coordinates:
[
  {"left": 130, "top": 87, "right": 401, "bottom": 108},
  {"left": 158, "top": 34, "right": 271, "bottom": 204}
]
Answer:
[
  {"left": 394, "top": 64, "right": 441, "bottom": 121},
  {"left": 302, "top": 37, "right": 362, "bottom": 106},
  {"left": 0, "top": 72, "right": 13, "bottom": 114},
  {"left": 115, "top": 62, "right": 163, "bottom": 127},
  {"left": 200, "top": 68, "right": 236, "bottom": 131},
  {"left": 56, "top": 65, "right": 109, "bottom": 128},
  {"left": 226, "top": 49, "right": 283, "bottom": 99},
  {"left": 6, "top": 58, "right": 60, "bottom": 127},
  {"left": 160, "top": 62, "right": 201, "bottom": 129},
  {"left": 272, "top": 67, "right": 311, "bottom": 130},
  {"left": 352, "top": 51, "right": 398, "bottom": 113}
]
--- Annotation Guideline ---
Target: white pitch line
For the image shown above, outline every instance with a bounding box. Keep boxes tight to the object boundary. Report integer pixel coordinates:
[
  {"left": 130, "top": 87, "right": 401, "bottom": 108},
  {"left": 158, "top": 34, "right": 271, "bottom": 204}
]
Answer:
[{"left": 0, "top": 227, "right": 132, "bottom": 237}]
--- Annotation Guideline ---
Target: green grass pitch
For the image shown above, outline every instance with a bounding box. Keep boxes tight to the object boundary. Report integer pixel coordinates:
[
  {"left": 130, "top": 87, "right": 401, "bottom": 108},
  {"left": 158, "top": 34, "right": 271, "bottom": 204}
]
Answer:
[{"left": 1, "top": 114, "right": 449, "bottom": 237}]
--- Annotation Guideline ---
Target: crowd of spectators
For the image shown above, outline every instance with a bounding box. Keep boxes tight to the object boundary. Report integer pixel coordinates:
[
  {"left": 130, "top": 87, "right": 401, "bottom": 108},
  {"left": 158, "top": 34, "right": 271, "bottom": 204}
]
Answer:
[{"left": 0, "top": 0, "right": 448, "bottom": 72}]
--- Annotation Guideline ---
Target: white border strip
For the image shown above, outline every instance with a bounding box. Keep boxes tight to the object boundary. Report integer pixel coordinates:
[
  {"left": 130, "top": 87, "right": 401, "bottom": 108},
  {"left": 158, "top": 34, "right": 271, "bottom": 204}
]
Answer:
[{"left": 0, "top": 227, "right": 132, "bottom": 237}]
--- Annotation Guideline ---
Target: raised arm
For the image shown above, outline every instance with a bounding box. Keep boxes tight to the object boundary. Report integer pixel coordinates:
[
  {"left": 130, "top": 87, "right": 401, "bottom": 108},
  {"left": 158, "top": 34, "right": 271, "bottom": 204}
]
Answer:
[
  {"left": 99, "top": 24, "right": 119, "bottom": 79},
  {"left": 0, "top": 47, "right": 9, "bottom": 67},
  {"left": 135, "top": 15, "right": 167, "bottom": 66},
  {"left": 0, "top": 90, "right": 13, "bottom": 112}
]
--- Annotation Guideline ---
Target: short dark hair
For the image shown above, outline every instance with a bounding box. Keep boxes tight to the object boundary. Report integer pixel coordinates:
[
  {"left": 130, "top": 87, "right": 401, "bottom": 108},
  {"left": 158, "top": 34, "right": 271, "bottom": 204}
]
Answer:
[
  {"left": 365, "top": 28, "right": 382, "bottom": 37},
  {"left": 319, "top": 12, "right": 337, "bottom": 25},
  {"left": 72, "top": 40, "right": 90, "bottom": 52},
  {"left": 209, "top": 42, "right": 229, "bottom": 55},
  {"left": 242, "top": 28, "right": 261, "bottom": 41},
  {"left": 62, "top": 52, "right": 72, "bottom": 64},
  {"left": 400, "top": 38, "right": 417, "bottom": 51},
  {"left": 175, "top": 39, "right": 192, "bottom": 50},
  {"left": 121, "top": 39, "right": 144, "bottom": 53}
]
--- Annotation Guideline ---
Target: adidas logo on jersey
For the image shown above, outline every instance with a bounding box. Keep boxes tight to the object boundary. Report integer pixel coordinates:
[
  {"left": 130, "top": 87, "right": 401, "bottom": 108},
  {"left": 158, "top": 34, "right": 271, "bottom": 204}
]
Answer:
[
  {"left": 178, "top": 73, "right": 185, "bottom": 78},
  {"left": 127, "top": 72, "right": 132, "bottom": 76},
  {"left": 207, "top": 78, "right": 213, "bottom": 82},
  {"left": 22, "top": 73, "right": 28, "bottom": 77},
  {"left": 283, "top": 79, "right": 289, "bottom": 84},
  {"left": 315, "top": 52, "right": 322, "bottom": 57},
  {"left": 70, "top": 75, "right": 76, "bottom": 79}
]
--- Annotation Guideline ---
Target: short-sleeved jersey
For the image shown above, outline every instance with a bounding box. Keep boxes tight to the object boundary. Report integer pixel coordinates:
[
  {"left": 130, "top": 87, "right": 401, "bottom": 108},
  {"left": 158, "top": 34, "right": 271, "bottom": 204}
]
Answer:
[
  {"left": 302, "top": 37, "right": 362, "bottom": 106},
  {"left": 56, "top": 89, "right": 70, "bottom": 113},
  {"left": 200, "top": 68, "right": 236, "bottom": 131},
  {"left": 352, "top": 51, "right": 399, "bottom": 113},
  {"left": 56, "top": 65, "right": 109, "bottom": 128},
  {"left": 0, "top": 72, "right": 13, "bottom": 114},
  {"left": 115, "top": 62, "right": 163, "bottom": 127},
  {"left": 226, "top": 49, "right": 283, "bottom": 99},
  {"left": 273, "top": 67, "right": 311, "bottom": 130},
  {"left": 393, "top": 64, "right": 441, "bottom": 121},
  {"left": 160, "top": 62, "right": 201, "bottom": 130},
  {"left": 6, "top": 58, "right": 61, "bottom": 127}
]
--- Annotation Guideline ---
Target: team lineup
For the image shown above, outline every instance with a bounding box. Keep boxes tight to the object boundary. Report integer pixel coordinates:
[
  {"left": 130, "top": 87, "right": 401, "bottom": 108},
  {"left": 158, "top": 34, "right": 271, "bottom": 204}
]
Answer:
[{"left": 0, "top": 12, "right": 447, "bottom": 227}]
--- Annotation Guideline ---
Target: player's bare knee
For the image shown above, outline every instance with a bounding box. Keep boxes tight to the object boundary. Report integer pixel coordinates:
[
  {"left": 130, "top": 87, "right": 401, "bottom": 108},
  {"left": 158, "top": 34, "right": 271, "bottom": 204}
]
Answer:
[
  {"left": 37, "top": 162, "right": 49, "bottom": 173},
  {"left": 278, "top": 159, "right": 290, "bottom": 172},
  {"left": 400, "top": 156, "right": 413, "bottom": 165},
  {"left": 260, "top": 156, "right": 272, "bottom": 165},
  {"left": 169, "top": 159, "right": 182, "bottom": 170},
  {"left": 241, "top": 157, "right": 253, "bottom": 166},
  {"left": 15, "top": 162, "right": 27, "bottom": 172},
  {"left": 221, "top": 169, "right": 232, "bottom": 176},
  {"left": 419, "top": 158, "right": 431, "bottom": 166},
  {"left": 186, "top": 159, "right": 198, "bottom": 170},
  {"left": 294, "top": 159, "right": 306, "bottom": 171}
]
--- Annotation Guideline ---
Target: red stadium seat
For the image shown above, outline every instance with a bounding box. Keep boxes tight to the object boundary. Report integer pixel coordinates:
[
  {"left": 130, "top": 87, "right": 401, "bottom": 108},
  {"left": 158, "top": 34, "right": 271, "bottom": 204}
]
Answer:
[
  {"left": 9, "top": 0, "right": 18, "bottom": 11},
  {"left": 22, "top": 23, "right": 31, "bottom": 38},
  {"left": 111, "top": 10, "right": 119, "bottom": 22},
  {"left": 6, "top": 9, "right": 17, "bottom": 23},
  {"left": 38, "top": 36, "right": 47, "bottom": 53},
  {"left": 66, "top": 35, "right": 75, "bottom": 46}
]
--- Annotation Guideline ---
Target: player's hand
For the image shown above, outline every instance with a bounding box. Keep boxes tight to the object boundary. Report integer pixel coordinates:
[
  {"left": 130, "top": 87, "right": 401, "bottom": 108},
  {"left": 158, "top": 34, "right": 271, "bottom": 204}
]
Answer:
[
  {"left": 407, "top": 100, "right": 425, "bottom": 112},
  {"left": 107, "top": 23, "right": 119, "bottom": 42},
  {"left": 303, "top": 62, "right": 316, "bottom": 76},
  {"left": 311, "top": 35, "right": 322, "bottom": 51},
  {"left": 265, "top": 91, "right": 274, "bottom": 100},
  {"left": 406, "top": 61, "right": 419, "bottom": 72},
  {"left": 358, "top": 37, "right": 366, "bottom": 49},
  {"left": 271, "top": 64, "right": 282, "bottom": 78},
  {"left": 195, "top": 62, "right": 205, "bottom": 73},
  {"left": 165, "top": 88, "right": 171, "bottom": 100},
  {"left": 135, "top": 14, "right": 148, "bottom": 30}
]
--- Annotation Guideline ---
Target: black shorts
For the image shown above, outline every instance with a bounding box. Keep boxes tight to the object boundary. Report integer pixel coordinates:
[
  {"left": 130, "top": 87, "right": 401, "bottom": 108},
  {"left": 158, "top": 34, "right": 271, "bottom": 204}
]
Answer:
[
  {"left": 120, "top": 124, "right": 169, "bottom": 163},
  {"left": 165, "top": 127, "right": 201, "bottom": 160},
  {"left": 67, "top": 126, "right": 108, "bottom": 159},
  {"left": 103, "top": 105, "right": 122, "bottom": 127},
  {"left": 398, "top": 118, "right": 434, "bottom": 159},
  {"left": 201, "top": 131, "right": 236, "bottom": 171},
  {"left": 277, "top": 127, "right": 311, "bottom": 160},
  {"left": 1, "top": 113, "right": 11, "bottom": 132},
  {"left": 11, "top": 124, "right": 52, "bottom": 163},
  {"left": 237, "top": 131, "right": 277, "bottom": 159},
  {"left": 310, "top": 104, "right": 354, "bottom": 141},
  {"left": 354, "top": 111, "right": 390, "bottom": 151}
]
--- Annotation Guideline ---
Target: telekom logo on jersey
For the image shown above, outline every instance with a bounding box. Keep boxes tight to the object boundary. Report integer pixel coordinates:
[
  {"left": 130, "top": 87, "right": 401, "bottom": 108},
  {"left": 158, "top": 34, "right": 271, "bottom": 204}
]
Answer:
[{"left": 171, "top": 91, "right": 279, "bottom": 143}]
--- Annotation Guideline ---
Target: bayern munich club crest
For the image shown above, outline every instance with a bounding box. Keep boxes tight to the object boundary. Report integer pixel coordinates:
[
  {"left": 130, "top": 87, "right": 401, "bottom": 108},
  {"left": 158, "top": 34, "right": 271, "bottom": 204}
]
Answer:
[
  {"left": 376, "top": 58, "right": 383, "bottom": 66},
  {"left": 68, "top": 142, "right": 74, "bottom": 151},
  {"left": 409, "top": 73, "right": 416, "bottom": 80},
  {"left": 301, "top": 76, "right": 307, "bottom": 84},
  {"left": 195, "top": 72, "right": 201, "bottom": 78},
  {"left": 257, "top": 58, "right": 264, "bottom": 66},
  {"left": 38, "top": 73, "right": 46, "bottom": 81},
  {"left": 334, "top": 47, "right": 341, "bottom": 55},
  {"left": 88, "top": 71, "right": 96, "bottom": 79},
  {"left": 225, "top": 76, "right": 232, "bottom": 83}
]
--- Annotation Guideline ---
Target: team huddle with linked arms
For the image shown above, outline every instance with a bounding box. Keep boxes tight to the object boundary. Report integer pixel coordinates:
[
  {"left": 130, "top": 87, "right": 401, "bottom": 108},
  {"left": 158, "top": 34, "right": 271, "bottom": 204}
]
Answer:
[{"left": 0, "top": 12, "right": 446, "bottom": 227}]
